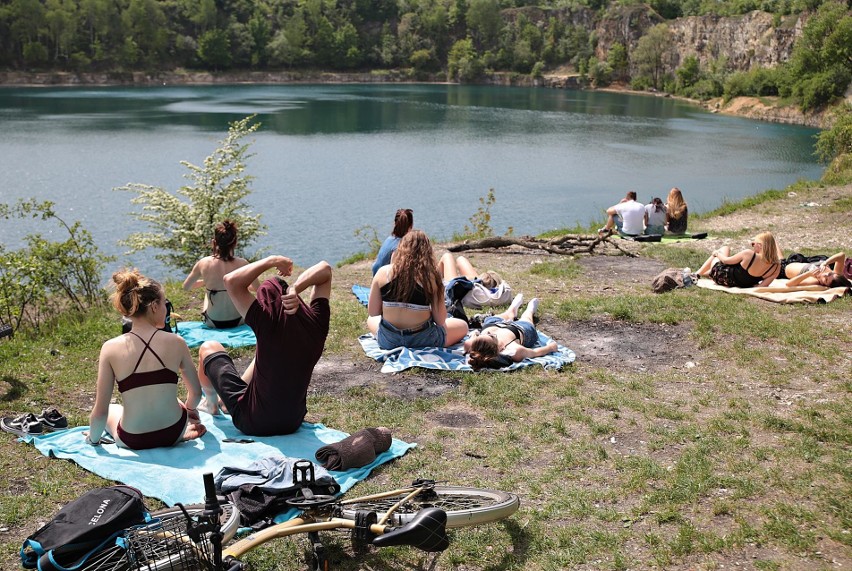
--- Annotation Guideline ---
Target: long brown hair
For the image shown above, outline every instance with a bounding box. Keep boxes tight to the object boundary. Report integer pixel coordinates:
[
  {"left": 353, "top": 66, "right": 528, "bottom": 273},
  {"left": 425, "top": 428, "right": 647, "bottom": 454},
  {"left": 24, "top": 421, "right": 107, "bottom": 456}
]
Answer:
[
  {"left": 392, "top": 209, "right": 414, "bottom": 238},
  {"left": 213, "top": 220, "right": 238, "bottom": 261},
  {"left": 388, "top": 229, "right": 442, "bottom": 302},
  {"left": 111, "top": 268, "right": 163, "bottom": 317},
  {"left": 468, "top": 336, "right": 501, "bottom": 371},
  {"left": 667, "top": 188, "right": 687, "bottom": 218}
]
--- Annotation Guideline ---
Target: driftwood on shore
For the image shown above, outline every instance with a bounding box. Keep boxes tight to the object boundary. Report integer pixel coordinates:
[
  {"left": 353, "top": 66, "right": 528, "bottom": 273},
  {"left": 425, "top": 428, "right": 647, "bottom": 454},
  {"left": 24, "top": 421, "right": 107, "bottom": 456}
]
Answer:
[{"left": 447, "top": 233, "right": 639, "bottom": 257}]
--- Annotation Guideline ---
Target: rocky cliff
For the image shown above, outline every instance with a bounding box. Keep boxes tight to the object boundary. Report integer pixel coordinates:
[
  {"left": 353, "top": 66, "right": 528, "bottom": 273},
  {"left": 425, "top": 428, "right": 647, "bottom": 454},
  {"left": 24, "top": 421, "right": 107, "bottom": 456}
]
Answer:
[{"left": 592, "top": 7, "right": 804, "bottom": 73}]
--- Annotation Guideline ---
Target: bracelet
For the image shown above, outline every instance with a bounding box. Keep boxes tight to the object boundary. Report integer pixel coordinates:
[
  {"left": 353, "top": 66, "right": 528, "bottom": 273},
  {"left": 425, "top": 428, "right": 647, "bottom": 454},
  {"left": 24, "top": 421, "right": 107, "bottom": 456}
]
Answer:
[{"left": 87, "top": 436, "right": 101, "bottom": 446}]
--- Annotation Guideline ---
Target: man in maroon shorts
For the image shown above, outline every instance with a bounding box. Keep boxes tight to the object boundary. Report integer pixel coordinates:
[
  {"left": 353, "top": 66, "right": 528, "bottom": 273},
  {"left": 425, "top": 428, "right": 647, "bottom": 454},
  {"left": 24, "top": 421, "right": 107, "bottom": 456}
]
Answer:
[{"left": 197, "top": 255, "right": 332, "bottom": 436}]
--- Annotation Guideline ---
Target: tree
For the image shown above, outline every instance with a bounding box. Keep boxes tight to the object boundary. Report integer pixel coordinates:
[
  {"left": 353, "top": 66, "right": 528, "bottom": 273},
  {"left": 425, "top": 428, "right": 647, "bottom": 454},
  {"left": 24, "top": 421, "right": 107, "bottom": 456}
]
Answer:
[
  {"left": 815, "top": 102, "right": 852, "bottom": 163},
  {"left": 632, "top": 23, "right": 673, "bottom": 90},
  {"left": 447, "top": 37, "right": 483, "bottom": 82},
  {"left": 117, "top": 116, "right": 267, "bottom": 273},
  {"left": 466, "top": 0, "right": 501, "bottom": 51},
  {"left": 676, "top": 54, "right": 700, "bottom": 91},
  {"left": 607, "top": 41, "right": 628, "bottom": 81},
  {"left": 197, "top": 28, "right": 232, "bottom": 70}
]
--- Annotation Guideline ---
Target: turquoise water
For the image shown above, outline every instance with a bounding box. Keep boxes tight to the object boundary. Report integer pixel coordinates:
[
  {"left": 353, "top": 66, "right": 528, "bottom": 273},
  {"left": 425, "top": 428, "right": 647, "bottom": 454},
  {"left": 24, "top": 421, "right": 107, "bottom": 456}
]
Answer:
[{"left": 0, "top": 84, "right": 822, "bottom": 278}]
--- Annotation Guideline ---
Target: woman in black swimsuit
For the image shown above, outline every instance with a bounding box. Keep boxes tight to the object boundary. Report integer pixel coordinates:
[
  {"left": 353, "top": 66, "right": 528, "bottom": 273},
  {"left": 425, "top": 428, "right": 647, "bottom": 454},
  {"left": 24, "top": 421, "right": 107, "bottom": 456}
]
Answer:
[
  {"left": 88, "top": 269, "right": 206, "bottom": 450},
  {"left": 183, "top": 220, "right": 258, "bottom": 328},
  {"left": 463, "top": 295, "right": 559, "bottom": 371},
  {"left": 697, "top": 232, "right": 782, "bottom": 288}
]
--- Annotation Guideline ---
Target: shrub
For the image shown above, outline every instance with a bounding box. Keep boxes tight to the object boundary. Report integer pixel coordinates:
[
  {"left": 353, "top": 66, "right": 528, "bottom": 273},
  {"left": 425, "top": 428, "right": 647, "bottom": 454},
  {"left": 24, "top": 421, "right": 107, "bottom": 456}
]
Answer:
[
  {"left": 117, "top": 116, "right": 267, "bottom": 273},
  {"left": 815, "top": 102, "right": 852, "bottom": 164},
  {"left": 0, "top": 200, "right": 112, "bottom": 333}
]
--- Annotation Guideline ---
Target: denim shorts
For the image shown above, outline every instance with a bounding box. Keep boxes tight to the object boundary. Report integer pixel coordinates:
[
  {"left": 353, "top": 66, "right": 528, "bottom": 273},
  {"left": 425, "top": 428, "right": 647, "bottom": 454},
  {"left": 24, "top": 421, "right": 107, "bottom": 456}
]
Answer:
[
  {"left": 377, "top": 318, "right": 446, "bottom": 350},
  {"left": 481, "top": 317, "right": 538, "bottom": 348}
]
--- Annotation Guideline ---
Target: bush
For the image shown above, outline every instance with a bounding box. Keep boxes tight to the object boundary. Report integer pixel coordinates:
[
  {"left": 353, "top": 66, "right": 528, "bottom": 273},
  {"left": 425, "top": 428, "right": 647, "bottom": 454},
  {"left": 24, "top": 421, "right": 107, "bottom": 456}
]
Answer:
[
  {"left": 815, "top": 102, "right": 852, "bottom": 164},
  {"left": 0, "top": 200, "right": 112, "bottom": 333},
  {"left": 117, "top": 116, "right": 267, "bottom": 273}
]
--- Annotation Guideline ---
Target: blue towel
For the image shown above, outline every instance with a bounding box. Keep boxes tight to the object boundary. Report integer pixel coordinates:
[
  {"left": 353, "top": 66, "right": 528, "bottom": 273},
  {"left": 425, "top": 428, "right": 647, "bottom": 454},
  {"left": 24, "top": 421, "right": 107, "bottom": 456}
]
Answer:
[
  {"left": 358, "top": 332, "right": 576, "bottom": 373},
  {"left": 351, "top": 284, "right": 370, "bottom": 307},
  {"left": 28, "top": 414, "right": 416, "bottom": 513},
  {"left": 175, "top": 321, "right": 257, "bottom": 348}
]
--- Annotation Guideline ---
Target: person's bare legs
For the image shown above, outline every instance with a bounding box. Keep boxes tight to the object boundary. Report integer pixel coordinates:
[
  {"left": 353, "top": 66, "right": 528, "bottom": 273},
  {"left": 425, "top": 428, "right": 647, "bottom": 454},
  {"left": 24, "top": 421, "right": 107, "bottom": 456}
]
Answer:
[
  {"left": 444, "top": 317, "right": 470, "bottom": 346},
  {"left": 698, "top": 246, "right": 730, "bottom": 276},
  {"left": 518, "top": 298, "right": 539, "bottom": 324},
  {"left": 197, "top": 340, "right": 226, "bottom": 415},
  {"left": 438, "top": 252, "right": 460, "bottom": 282},
  {"left": 495, "top": 293, "right": 524, "bottom": 321},
  {"left": 455, "top": 256, "right": 479, "bottom": 280}
]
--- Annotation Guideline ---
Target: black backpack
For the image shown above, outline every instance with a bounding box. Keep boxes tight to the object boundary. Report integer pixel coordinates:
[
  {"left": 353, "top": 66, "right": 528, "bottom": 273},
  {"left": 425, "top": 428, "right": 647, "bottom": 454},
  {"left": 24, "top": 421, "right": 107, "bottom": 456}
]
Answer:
[{"left": 21, "top": 485, "right": 148, "bottom": 571}]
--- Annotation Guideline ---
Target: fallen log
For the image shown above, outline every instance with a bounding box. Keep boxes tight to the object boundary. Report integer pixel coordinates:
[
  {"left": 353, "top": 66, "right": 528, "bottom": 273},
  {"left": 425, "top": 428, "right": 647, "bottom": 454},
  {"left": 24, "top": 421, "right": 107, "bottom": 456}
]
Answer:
[{"left": 447, "top": 234, "right": 638, "bottom": 257}]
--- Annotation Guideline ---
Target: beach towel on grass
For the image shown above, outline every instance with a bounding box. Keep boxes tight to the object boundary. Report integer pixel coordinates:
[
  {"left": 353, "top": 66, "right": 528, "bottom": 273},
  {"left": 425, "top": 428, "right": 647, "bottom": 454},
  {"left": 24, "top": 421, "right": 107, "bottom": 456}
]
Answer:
[
  {"left": 696, "top": 278, "right": 849, "bottom": 304},
  {"left": 27, "top": 414, "right": 415, "bottom": 519},
  {"left": 358, "top": 332, "right": 576, "bottom": 374},
  {"left": 175, "top": 321, "right": 256, "bottom": 348},
  {"left": 352, "top": 284, "right": 370, "bottom": 307}
]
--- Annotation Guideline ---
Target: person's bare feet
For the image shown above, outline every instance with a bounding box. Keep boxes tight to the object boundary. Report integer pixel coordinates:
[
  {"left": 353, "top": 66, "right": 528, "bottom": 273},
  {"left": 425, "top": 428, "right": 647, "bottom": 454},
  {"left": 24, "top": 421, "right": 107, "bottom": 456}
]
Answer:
[
  {"left": 198, "top": 396, "right": 220, "bottom": 416},
  {"left": 183, "top": 422, "right": 207, "bottom": 441}
]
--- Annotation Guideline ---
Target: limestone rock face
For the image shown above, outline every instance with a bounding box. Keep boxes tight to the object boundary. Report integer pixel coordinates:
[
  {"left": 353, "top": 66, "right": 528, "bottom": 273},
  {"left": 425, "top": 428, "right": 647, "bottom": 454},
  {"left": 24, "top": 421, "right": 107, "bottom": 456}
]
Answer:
[{"left": 592, "top": 7, "right": 804, "bottom": 73}]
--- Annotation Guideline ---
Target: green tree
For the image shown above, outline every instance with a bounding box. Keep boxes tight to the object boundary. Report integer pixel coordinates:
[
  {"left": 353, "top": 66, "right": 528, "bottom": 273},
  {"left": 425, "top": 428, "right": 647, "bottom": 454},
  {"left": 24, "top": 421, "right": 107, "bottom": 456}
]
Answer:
[
  {"left": 447, "top": 37, "right": 483, "bottom": 82},
  {"left": 607, "top": 41, "right": 628, "bottom": 81},
  {"left": 780, "top": 1, "right": 852, "bottom": 111},
  {"left": 815, "top": 102, "right": 852, "bottom": 163},
  {"left": 466, "top": 0, "right": 501, "bottom": 51},
  {"left": 632, "top": 23, "right": 673, "bottom": 90},
  {"left": 676, "top": 54, "right": 700, "bottom": 92},
  {"left": 117, "top": 116, "right": 267, "bottom": 273},
  {"left": 197, "top": 28, "right": 232, "bottom": 70}
]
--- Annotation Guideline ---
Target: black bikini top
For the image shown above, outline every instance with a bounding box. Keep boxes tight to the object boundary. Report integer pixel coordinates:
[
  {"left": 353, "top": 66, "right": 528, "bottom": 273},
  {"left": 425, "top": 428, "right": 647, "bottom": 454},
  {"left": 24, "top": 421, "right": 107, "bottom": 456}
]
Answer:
[{"left": 117, "top": 330, "right": 178, "bottom": 393}]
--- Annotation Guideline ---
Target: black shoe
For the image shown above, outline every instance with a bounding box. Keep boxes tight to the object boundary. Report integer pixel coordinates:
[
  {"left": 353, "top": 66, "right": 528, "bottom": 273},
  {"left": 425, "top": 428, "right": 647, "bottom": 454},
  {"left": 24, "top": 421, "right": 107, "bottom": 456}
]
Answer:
[
  {"left": 39, "top": 407, "right": 68, "bottom": 430},
  {"left": 1, "top": 413, "right": 44, "bottom": 437}
]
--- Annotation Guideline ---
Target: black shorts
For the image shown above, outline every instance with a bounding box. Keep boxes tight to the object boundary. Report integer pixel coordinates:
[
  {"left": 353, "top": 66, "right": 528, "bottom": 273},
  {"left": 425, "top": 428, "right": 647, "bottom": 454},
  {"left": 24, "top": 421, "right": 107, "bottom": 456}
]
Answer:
[{"left": 203, "top": 351, "right": 246, "bottom": 427}]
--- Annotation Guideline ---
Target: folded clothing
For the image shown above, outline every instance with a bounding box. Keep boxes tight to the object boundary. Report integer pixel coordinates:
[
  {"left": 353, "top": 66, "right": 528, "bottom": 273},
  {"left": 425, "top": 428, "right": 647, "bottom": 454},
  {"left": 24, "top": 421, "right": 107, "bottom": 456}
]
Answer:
[{"left": 315, "top": 427, "right": 392, "bottom": 471}]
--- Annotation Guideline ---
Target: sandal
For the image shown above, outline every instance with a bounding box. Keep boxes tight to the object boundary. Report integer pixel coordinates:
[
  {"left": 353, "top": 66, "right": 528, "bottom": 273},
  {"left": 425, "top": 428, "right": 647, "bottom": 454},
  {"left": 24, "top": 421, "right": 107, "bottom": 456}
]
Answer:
[
  {"left": 38, "top": 407, "right": 68, "bottom": 430},
  {"left": 1, "top": 413, "right": 44, "bottom": 437}
]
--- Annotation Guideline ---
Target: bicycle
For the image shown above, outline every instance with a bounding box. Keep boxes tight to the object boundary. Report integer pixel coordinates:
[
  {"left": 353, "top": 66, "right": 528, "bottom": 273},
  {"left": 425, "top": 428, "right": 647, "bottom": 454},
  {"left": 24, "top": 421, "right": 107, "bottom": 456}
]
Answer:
[{"left": 79, "top": 460, "right": 519, "bottom": 571}]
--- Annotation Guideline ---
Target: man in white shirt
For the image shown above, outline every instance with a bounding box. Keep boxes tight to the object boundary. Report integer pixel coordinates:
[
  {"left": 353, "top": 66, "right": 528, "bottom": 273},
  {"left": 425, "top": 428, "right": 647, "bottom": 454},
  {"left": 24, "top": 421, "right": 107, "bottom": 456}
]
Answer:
[{"left": 599, "top": 191, "right": 645, "bottom": 237}]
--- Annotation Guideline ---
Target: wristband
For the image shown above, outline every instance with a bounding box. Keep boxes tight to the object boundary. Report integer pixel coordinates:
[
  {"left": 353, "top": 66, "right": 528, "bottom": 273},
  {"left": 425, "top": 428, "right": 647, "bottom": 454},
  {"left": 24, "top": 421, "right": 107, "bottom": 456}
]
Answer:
[{"left": 87, "top": 436, "right": 101, "bottom": 446}]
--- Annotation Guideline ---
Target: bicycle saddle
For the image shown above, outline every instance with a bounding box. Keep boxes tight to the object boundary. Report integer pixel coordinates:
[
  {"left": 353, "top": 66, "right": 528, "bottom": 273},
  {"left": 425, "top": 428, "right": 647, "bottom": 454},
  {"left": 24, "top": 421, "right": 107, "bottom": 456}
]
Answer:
[{"left": 371, "top": 507, "right": 449, "bottom": 552}]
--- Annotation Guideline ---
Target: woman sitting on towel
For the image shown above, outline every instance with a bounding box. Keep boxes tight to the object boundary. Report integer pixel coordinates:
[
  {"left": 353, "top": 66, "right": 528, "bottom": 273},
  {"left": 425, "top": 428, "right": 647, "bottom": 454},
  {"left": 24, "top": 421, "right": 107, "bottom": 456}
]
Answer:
[
  {"left": 697, "top": 231, "right": 782, "bottom": 288},
  {"left": 665, "top": 187, "right": 688, "bottom": 234},
  {"left": 780, "top": 252, "right": 850, "bottom": 288},
  {"left": 368, "top": 230, "right": 469, "bottom": 349},
  {"left": 464, "top": 295, "right": 559, "bottom": 371},
  {"left": 372, "top": 208, "right": 414, "bottom": 276},
  {"left": 88, "top": 269, "right": 206, "bottom": 450},
  {"left": 183, "top": 220, "right": 258, "bottom": 329},
  {"left": 644, "top": 197, "right": 667, "bottom": 235}
]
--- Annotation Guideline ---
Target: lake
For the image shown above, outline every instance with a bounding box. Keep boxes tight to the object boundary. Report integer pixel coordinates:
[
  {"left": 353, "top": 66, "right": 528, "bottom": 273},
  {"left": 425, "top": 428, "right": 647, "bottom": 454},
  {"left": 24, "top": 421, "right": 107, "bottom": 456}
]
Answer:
[{"left": 0, "top": 84, "right": 823, "bottom": 280}]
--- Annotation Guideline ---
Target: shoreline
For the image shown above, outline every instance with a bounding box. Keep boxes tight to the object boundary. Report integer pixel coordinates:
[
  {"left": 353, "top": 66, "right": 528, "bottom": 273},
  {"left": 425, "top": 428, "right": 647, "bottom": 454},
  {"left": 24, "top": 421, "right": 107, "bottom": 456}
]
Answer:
[{"left": 0, "top": 69, "right": 827, "bottom": 128}]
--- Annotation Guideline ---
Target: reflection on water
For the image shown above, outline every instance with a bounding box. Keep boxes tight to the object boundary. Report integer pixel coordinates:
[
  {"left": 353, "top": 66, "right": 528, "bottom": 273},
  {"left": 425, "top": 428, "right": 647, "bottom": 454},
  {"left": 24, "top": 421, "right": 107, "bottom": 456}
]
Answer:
[{"left": 0, "top": 84, "right": 822, "bottom": 278}]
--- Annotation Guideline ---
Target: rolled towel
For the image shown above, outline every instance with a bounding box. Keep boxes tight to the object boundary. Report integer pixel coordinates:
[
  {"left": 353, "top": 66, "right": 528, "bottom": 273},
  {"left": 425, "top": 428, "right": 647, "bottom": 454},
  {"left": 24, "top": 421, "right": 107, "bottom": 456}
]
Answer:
[{"left": 315, "top": 427, "right": 392, "bottom": 471}]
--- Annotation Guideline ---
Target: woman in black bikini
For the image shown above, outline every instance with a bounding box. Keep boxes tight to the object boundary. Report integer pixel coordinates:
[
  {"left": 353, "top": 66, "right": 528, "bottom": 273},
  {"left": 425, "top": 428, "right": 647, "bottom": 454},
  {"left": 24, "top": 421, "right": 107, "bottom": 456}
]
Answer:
[
  {"left": 183, "top": 220, "right": 258, "bottom": 328},
  {"left": 697, "top": 232, "right": 782, "bottom": 288},
  {"left": 780, "top": 252, "right": 850, "bottom": 288},
  {"left": 87, "top": 269, "right": 206, "bottom": 450},
  {"left": 464, "top": 295, "right": 559, "bottom": 371}
]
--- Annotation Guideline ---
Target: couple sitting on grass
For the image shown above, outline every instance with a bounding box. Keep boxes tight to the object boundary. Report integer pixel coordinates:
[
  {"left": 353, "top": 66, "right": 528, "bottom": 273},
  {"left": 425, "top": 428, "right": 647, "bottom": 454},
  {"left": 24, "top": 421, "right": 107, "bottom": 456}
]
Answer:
[
  {"left": 88, "top": 254, "right": 333, "bottom": 451},
  {"left": 366, "top": 229, "right": 558, "bottom": 370}
]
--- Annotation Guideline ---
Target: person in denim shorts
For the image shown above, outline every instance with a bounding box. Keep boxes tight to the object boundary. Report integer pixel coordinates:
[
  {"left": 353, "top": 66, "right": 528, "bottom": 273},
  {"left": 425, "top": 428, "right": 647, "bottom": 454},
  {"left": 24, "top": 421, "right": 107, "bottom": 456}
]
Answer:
[
  {"left": 464, "top": 294, "right": 558, "bottom": 371},
  {"left": 367, "top": 230, "right": 468, "bottom": 350}
]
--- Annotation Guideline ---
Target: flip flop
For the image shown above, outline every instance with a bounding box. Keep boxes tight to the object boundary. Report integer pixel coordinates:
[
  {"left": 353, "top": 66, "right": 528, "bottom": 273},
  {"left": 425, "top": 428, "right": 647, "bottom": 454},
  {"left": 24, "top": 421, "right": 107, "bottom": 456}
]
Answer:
[
  {"left": 1, "top": 413, "right": 44, "bottom": 437},
  {"left": 38, "top": 407, "right": 68, "bottom": 430}
]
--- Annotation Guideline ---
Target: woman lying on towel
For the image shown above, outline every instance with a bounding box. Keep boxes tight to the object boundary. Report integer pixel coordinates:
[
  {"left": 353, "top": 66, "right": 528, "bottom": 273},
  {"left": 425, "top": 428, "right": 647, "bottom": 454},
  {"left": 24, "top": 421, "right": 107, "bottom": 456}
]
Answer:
[
  {"left": 438, "top": 252, "right": 512, "bottom": 308},
  {"left": 87, "top": 269, "right": 206, "bottom": 450},
  {"left": 697, "top": 232, "right": 782, "bottom": 288},
  {"left": 367, "top": 230, "right": 469, "bottom": 349},
  {"left": 780, "top": 252, "right": 850, "bottom": 288},
  {"left": 464, "top": 295, "right": 559, "bottom": 371},
  {"left": 183, "top": 220, "right": 258, "bottom": 329}
]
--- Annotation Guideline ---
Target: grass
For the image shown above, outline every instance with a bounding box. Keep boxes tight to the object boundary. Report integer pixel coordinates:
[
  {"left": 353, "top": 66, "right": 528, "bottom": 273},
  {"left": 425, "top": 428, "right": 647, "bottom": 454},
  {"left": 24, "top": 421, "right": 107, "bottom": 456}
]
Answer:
[{"left": 1, "top": 184, "right": 851, "bottom": 570}]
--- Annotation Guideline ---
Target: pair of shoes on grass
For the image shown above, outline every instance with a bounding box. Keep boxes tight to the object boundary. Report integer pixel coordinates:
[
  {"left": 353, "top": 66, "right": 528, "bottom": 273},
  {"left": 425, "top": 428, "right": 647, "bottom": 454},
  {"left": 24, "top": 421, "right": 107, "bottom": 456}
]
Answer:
[{"left": 1, "top": 407, "right": 68, "bottom": 437}]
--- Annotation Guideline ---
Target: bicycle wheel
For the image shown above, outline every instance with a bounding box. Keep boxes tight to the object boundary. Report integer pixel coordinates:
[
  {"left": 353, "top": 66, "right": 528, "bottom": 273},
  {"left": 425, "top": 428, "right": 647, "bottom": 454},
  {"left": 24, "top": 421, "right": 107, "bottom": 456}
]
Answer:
[
  {"left": 77, "top": 501, "right": 240, "bottom": 571},
  {"left": 339, "top": 486, "right": 519, "bottom": 529}
]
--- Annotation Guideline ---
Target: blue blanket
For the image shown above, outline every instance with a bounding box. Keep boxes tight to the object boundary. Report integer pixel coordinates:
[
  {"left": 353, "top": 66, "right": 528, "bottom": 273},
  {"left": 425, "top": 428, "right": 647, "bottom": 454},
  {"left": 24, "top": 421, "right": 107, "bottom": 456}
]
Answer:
[
  {"left": 175, "top": 321, "right": 257, "bottom": 348},
  {"left": 358, "top": 332, "right": 576, "bottom": 373},
  {"left": 28, "top": 414, "right": 416, "bottom": 511},
  {"left": 352, "top": 284, "right": 370, "bottom": 307}
]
